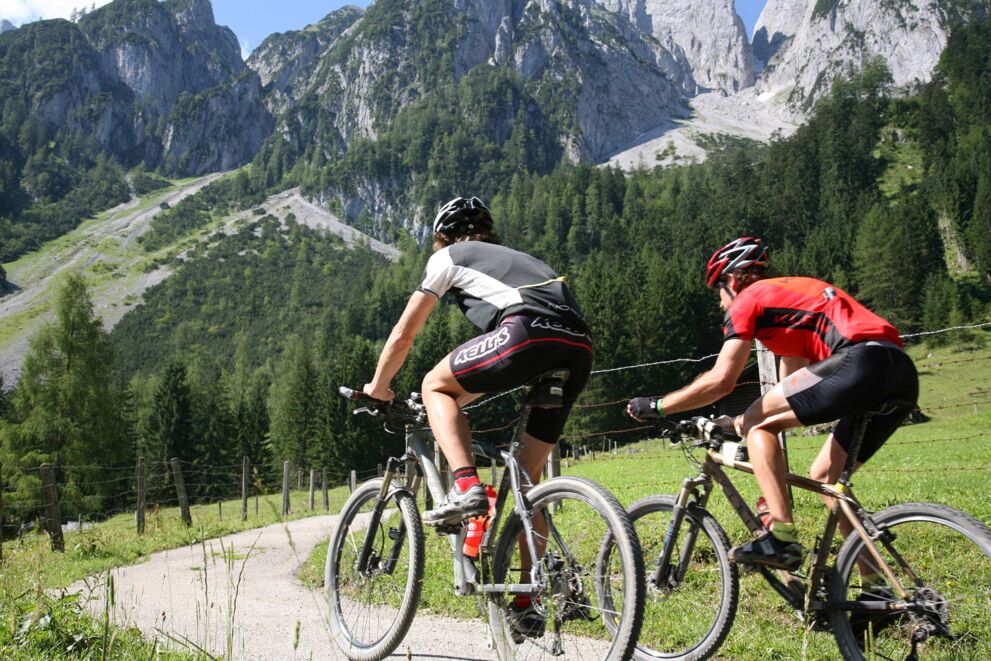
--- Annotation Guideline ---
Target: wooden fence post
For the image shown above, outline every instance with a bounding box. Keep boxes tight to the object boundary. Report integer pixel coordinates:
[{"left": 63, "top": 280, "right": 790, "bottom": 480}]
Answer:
[
  {"left": 170, "top": 458, "right": 192, "bottom": 527},
  {"left": 39, "top": 463, "right": 64, "bottom": 552},
  {"left": 349, "top": 470, "right": 357, "bottom": 493},
  {"left": 321, "top": 470, "right": 328, "bottom": 511},
  {"left": 241, "top": 457, "right": 249, "bottom": 522},
  {"left": 282, "top": 461, "right": 291, "bottom": 516},
  {"left": 218, "top": 499, "right": 223, "bottom": 520},
  {"left": 309, "top": 469, "right": 315, "bottom": 511},
  {"left": 136, "top": 457, "right": 146, "bottom": 535},
  {"left": 756, "top": 340, "right": 791, "bottom": 503},
  {"left": 297, "top": 469, "right": 303, "bottom": 491},
  {"left": 376, "top": 463, "right": 383, "bottom": 477}
]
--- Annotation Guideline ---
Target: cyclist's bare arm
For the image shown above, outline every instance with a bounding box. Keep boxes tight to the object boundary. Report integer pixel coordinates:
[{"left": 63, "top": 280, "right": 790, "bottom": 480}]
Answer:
[
  {"left": 659, "top": 339, "right": 751, "bottom": 415},
  {"left": 366, "top": 291, "right": 437, "bottom": 400}
]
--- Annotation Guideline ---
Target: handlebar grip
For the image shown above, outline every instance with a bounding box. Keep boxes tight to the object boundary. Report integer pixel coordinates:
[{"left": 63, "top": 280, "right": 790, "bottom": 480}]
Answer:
[{"left": 338, "top": 386, "right": 361, "bottom": 401}]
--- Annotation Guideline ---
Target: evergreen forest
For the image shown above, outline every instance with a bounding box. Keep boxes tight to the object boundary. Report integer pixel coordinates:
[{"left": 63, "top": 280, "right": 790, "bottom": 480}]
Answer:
[{"left": 1, "top": 17, "right": 991, "bottom": 529}]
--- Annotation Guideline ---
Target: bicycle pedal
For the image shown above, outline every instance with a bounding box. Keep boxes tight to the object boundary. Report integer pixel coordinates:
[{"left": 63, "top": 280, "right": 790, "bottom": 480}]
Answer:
[{"left": 388, "top": 527, "right": 402, "bottom": 541}]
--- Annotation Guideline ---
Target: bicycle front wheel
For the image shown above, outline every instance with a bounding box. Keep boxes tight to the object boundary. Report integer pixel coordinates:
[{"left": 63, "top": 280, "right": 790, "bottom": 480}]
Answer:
[
  {"left": 487, "top": 476, "right": 644, "bottom": 660},
  {"left": 325, "top": 478, "right": 425, "bottom": 661},
  {"left": 830, "top": 502, "right": 991, "bottom": 661},
  {"left": 599, "top": 494, "right": 738, "bottom": 660}
]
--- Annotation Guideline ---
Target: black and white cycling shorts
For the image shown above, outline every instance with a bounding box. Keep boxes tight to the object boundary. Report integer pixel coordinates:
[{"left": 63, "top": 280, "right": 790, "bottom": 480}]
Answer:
[
  {"left": 449, "top": 315, "right": 593, "bottom": 444},
  {"left": 782, "top": 342, "right": 919, "bottom": 462}
]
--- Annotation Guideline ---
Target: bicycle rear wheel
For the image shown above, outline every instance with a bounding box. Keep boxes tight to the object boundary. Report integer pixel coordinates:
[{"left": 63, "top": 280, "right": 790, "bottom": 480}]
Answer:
[
  {"left": 326, "top": 478, "right": 425, "bottom": 661},
  {"left": 830, "top": 502, "right": 991, "bottom": 660},
  {"left": 598, "top": 494, "right": 738, "bottom": 660},
  {"left": 487, "top": 476, "right": 644, "bottom": 660}
]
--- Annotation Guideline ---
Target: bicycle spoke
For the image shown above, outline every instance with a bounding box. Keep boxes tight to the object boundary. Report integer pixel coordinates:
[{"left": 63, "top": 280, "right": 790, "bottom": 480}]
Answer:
[
  {"left": 831, "top": 504, "right": 991, "bottom": 660},
  {"left": 488, "top": 481, "right": 641, "bottom": 660}
]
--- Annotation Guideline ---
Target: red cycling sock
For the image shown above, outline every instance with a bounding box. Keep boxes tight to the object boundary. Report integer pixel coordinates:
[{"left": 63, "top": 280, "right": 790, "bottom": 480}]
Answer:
[{"left": 453, "top": 466, "right": 480, "bottom": 492}]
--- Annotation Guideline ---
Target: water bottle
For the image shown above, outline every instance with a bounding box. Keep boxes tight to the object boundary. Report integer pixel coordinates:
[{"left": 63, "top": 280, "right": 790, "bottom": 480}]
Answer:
[
  {"left": 756, "top": 496, "right": 773, "bottom": 531},
  {"left": 463, "top": 485, "right": 499, "bottom": 558},
  {"left": 463, "top": 516, "right": 486, "bottom": 558}
]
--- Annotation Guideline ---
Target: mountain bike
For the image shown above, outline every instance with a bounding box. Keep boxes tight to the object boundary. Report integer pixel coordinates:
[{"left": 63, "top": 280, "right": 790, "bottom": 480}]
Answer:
[
  {"left": 597, "top": 400, "right": 991, "bottom": 660},
  {"left": 325, "top": 369, "right": 645, "bottom": 660}
]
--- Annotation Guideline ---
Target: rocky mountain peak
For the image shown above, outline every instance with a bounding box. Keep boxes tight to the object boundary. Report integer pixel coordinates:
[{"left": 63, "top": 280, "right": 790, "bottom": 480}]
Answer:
[
  {"left": 753, "top": 0, "right": 989, "bottom": 111},
  {"left": 166, "top": 0, "right": 216, "bottom": 29},
  {"left": 3, "top": 0, "right": 272, "bottom": 175},
  {"left": 597, "top": 0, "right": 755, "bottom": 93},
  {"left": 0, "top": 19, "right": 15, "bottom": 34}
]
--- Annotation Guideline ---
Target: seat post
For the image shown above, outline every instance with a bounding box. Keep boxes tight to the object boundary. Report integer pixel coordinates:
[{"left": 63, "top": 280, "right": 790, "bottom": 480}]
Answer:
[
  {"left": 838, "top": 412, "right": 871, "bottom": 487},
  {"left": 837, "top": 397, "right": 915, "bottom": 486},
  {"left": 508, "top": 402, "right": 534, "bottom": 461}
]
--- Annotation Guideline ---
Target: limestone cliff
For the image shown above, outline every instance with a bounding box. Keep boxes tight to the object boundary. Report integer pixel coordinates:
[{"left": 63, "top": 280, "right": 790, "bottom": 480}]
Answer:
[
  {"left": 0, "top": 0, "right": 272, "bottom": 175},
  {"left": 599, "top": 0, "right": 756, "bottom": 93},
  {"left": 753, "top": 0, "right": 989, "bottom": 111}
]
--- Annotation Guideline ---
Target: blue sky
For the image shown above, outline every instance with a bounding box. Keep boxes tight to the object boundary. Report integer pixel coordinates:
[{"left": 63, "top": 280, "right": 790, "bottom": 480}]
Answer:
[{"left": 3, "top": 1, "right": 770, "bottom": 56}]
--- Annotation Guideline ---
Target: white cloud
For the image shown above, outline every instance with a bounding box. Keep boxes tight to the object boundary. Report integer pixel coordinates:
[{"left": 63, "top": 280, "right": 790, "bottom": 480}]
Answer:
[
  {"left": 238, "top": 36, "right": 250, "bottom": 60},
  {"left": 0, "top": 0, "right": 113, "bottom": 25}
]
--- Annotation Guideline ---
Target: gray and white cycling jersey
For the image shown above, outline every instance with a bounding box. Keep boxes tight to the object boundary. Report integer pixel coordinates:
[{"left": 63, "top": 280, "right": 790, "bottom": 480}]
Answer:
[{"left": 417, "top": 241, "right": 589, "bottom": 334}]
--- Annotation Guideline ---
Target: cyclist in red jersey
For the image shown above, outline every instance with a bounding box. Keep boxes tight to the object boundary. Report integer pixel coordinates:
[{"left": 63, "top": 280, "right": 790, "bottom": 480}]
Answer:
[{"left": 627, "top": 237, "right": 918, "bottom": 572}]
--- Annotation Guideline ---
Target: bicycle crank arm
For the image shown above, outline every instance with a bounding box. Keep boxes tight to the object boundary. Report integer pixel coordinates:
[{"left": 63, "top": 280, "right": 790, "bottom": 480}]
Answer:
[{"left": 477, "top": 583, "right": 542, "bottom": 595}]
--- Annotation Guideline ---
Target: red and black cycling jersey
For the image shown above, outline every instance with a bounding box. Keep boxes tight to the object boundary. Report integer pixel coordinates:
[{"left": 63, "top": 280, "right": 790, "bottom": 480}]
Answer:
[{"left": 723, "top": 277, "right": 902, "bottom": 362}]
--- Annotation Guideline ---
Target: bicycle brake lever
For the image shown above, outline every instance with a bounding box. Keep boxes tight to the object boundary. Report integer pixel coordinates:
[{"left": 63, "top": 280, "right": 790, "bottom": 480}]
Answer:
[{"left": 354, "top": 406, "right": 378, "bottom": 417}]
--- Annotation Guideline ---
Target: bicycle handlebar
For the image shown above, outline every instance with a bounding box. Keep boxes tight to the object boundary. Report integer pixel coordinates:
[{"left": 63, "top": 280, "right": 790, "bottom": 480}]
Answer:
[
  {"left": 660, "top": 416, "right": 742, "bottom": 448},
  {"left": 338, "top": 386, "right": 426, "bottom": 422}
]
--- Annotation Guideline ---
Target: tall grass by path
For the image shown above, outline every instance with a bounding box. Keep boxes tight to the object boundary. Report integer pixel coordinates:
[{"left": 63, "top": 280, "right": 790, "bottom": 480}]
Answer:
[{"left": 0, "top": 484, "right": 351, "bottom": 658}]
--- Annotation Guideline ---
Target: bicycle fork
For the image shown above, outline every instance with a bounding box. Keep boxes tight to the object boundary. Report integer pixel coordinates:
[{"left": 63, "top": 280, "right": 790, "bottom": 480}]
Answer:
[
  {"left": 653, "top": 475, "right": 713, "bottom": 589},
  {"left": 356, "top": 456, "right": 420, "bottom": 576}
]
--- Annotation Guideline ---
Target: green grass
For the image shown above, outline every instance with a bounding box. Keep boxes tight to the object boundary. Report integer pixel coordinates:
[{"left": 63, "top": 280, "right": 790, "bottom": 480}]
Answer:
[
  {"left": 876, "top": 133, "right": 924, "bottom": 197},
  {"left": 0, "top": 484, "right": 352, "bottom": 658},
  {"left": 303, "top": 335, "right": 991, "bottom": 659}
]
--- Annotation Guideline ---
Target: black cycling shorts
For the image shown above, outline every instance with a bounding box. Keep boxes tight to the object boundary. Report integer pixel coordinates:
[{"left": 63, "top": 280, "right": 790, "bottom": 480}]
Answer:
[
  {"left": 450, "top": 315, "right": 593, "bottom": 444},
  {"left": 782, "top": 342, "right": 919, "bottom": 462}
]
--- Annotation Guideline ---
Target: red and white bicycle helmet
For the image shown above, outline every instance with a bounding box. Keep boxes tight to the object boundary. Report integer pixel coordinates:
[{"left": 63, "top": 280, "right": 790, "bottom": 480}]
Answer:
[{"left": 705, "top": 237, "right": 769, "bottom": 287}]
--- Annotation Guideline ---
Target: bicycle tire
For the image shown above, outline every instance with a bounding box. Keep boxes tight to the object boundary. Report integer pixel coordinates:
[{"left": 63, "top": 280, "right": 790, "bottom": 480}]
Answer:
[
  {"left": 830, "top": 502, "right": 991, "bottom": 661},
  {"left": 486, "top": 476, "right": 645, "bottom": 660},
  {"left": 326, "top": 478, "right": 425, "bottom": 661},
  {"left": 599, "top": 494, "right": 739, "bottom": 661}
]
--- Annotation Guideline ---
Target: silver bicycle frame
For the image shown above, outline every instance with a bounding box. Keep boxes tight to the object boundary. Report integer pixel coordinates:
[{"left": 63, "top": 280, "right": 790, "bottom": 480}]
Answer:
[{"left": 406, "top": 426, "right": 541, "bottom": 597}]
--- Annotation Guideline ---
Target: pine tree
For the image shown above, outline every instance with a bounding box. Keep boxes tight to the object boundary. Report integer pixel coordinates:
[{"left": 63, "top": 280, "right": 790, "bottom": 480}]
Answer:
[
  {"left": 149, "top": 362, "right": 194, "bottom": 499},
  {"left": 0, "top": 274, "right": 127, "bottom": 515}
]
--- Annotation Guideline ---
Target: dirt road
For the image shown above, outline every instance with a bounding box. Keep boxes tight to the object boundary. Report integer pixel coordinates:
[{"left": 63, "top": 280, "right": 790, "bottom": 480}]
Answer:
[{"left": 70, "top": 514, "right": 495, "bottom": 660}]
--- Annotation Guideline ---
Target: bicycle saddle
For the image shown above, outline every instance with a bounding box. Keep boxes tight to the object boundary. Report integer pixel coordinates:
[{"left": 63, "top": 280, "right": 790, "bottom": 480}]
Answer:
[{"left": 525, "top": 368, "right": 570, "bottom": 409}]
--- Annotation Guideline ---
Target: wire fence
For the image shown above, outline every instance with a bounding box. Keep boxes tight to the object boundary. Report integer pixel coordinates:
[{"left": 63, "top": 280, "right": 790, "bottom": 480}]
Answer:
[{"left": 1, "top": 321, "right": 988, "bottom": 552}]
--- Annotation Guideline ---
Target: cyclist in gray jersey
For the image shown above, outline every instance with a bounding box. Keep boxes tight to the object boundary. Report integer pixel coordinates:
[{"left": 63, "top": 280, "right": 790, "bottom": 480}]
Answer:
[{"left": 362, "top": 197, "right": 593, "bottom": 529}]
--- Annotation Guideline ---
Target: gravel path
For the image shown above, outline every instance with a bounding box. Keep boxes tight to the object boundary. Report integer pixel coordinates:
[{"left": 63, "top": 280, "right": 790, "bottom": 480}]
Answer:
[{"left": 71, "top": 515, "right": 494, "bottom": 660}]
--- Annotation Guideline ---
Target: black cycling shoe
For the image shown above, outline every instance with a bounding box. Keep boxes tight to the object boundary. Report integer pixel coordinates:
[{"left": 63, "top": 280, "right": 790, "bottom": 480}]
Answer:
[
  {"left": 423, "top": 483, "right": 488, "bottom": 526},
  {"left": 508, "top": 602, "right": 545, "bottom": 643},
  {"left": 729, "top": 531, "right": 806, "bottom": 571}
]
